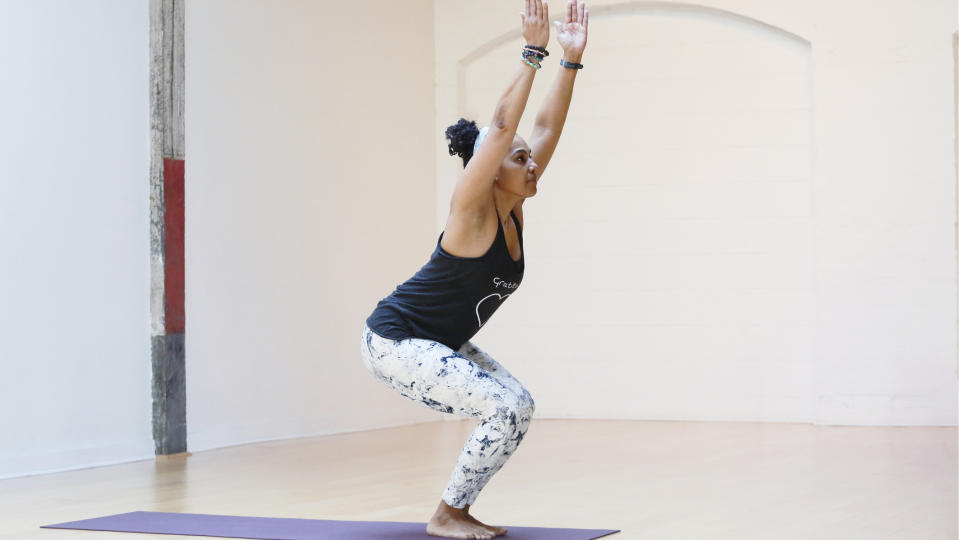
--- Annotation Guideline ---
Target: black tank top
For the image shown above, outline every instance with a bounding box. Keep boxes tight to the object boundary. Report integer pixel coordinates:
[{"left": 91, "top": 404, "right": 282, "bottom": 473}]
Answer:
[{"left": 366, "top": 210, "right": 524, "bottom": 351}]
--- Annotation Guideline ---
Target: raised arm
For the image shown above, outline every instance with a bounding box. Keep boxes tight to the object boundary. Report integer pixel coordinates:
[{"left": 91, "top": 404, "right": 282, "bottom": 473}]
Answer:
[
  {"left": 450, "top": 0, "right": 550, "bottom": 215},
  {"left": 529, "top": 0, "right": 589, "bottom": 176}
]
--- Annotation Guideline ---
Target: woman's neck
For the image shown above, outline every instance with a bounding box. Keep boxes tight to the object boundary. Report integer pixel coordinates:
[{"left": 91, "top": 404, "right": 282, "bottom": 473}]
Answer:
[{"left": 492, "top": 186, "right": 522, "bottom": 224}]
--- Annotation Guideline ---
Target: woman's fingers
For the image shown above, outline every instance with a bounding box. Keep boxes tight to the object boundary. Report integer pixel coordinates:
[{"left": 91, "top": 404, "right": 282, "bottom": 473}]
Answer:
[
  {"left": 542, "top": 1, "right": 548, "bottom": 22},
  {"left": 578, "top": 1, "right": 585, "bottom": 24},
  {"left": 567, "top": 0, "right": 574, "bottom": 23}
]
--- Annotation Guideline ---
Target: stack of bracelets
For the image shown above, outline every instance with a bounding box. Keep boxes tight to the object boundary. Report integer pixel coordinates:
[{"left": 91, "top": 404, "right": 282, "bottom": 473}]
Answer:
[{"left": 521, "top": 45, "right": 584, "bottom": 70}]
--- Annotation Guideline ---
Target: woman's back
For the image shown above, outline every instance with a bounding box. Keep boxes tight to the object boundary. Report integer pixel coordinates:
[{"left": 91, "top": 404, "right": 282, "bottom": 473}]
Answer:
[{"left": 366, "top": 209, "right": 524, "bottom": 351}]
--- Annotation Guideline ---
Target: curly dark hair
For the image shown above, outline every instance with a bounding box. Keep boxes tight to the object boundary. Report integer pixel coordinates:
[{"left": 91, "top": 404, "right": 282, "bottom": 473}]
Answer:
[{"left": 444, "top": 118, "right": 481, "bottom": 168}]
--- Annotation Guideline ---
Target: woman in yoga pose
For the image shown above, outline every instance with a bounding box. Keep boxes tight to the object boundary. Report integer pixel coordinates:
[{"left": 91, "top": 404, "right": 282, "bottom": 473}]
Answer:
[{"left": 361, "top": 1, "right": 588, "bottom": 537}]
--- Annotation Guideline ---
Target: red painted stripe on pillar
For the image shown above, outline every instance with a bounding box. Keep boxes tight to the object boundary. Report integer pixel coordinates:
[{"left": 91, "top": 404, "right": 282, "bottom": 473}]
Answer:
[{"left": 163, "top": 157, "right": 185, "bottom": 334}]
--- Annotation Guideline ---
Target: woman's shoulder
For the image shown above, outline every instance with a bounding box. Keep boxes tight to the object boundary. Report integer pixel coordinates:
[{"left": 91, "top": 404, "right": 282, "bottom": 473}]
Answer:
[{"left": 440, "top": 201, "right": 500, "bottom": 258}]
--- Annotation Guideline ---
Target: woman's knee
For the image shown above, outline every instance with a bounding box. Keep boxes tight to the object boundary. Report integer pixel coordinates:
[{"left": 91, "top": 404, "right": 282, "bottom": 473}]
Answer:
[
  {"left": 513, "top": 387, "right": 535, "bottom": 419},
  {"left": 494, "top": 390, "right": 535, "bottom": 432}
]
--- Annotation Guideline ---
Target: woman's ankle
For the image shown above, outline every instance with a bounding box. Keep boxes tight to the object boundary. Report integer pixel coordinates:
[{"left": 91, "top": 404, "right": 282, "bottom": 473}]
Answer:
[{"left": 437, "top": 499, "right": 470, "bottom": 516}]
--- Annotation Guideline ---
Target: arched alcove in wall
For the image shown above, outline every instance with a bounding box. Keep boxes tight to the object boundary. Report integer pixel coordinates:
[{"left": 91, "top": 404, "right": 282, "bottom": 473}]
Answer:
[{"left": 458, "top": 3, "right": 816, "bottom": 415}]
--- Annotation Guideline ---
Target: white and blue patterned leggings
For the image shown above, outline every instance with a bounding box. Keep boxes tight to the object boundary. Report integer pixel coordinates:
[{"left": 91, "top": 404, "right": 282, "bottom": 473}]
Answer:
[{"left": 360, "top": 324, "right": 536, "bottom": 509}]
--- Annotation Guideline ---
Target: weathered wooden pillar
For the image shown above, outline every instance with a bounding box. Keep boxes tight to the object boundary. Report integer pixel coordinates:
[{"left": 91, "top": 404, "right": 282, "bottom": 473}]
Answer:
[{"left": 149, "top": 0, "right": 187, "bottom": 456}]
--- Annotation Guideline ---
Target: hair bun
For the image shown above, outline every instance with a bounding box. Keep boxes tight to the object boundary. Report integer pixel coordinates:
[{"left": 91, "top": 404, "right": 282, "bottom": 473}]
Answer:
[{"left": 444, "top": 118, "right": 480, "bottom": 166}]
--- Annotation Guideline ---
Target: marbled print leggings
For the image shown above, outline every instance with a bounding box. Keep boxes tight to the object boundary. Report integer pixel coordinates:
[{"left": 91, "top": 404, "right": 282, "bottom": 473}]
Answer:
[{"left": 360, "top": 324, "right": 536, "bottom": 509}]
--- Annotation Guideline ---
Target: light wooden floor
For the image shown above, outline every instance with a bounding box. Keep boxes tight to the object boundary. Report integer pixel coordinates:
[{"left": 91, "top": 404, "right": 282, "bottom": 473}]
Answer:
[{"left": 2, "top": 419, "right": 957, "bottom": 540}]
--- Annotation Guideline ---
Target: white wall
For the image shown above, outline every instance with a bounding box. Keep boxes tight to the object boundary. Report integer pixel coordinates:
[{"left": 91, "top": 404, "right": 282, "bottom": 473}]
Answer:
[
  {"left": 0, "top": 0, "right": 153, "bottom": 479},
  {"left": 185, "top": 0, "right": 439, "bottom": 451},
  {"left": 434, "top": 0, "right": 957, "bottom": 426}
]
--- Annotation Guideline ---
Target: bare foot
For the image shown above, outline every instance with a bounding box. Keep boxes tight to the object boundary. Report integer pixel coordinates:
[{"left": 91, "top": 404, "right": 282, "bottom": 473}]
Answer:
[
  {"left": 463, "top": 512, "right": 507, "bottom": 537},
  {"left": 426, "top": 501, "right": 506, "bottom": 538},
  {"left": 426, "top": 512, "right": 496, "bottom": 539}
]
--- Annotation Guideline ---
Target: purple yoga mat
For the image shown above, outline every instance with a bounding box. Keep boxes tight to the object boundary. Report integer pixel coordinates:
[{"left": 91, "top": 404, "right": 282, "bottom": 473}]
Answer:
[{"left": 42, "top": 511, "right": 620, "bottom": 539}]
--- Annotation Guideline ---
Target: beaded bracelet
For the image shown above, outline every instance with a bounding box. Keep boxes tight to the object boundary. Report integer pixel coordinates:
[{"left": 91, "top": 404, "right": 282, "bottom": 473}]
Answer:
[
  {"left": 525, "top": 44, "right": 549, "bottom": 55},
  {"left": 522, "top": 49, "right": 545, "bottom": 62},
  {"left": 524, "top": 46, "right": 548, "bottom": 58},
  {"left": 522, "top": 57, "right": 541, "bottom": 70}
]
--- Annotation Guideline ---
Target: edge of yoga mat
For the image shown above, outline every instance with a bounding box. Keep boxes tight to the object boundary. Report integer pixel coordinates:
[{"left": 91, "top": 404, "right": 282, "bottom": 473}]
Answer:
[{"left": 42, "top": 511, "right": 621, "bottom": 539}]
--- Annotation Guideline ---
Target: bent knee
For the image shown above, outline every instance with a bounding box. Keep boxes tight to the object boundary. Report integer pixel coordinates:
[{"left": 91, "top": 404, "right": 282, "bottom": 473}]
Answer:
[
  {"left": 516, "top": 388, "right": 535, "bottom": 416},
  {"left": 503, "top": 391, "right": 535, "bottom": 424}
]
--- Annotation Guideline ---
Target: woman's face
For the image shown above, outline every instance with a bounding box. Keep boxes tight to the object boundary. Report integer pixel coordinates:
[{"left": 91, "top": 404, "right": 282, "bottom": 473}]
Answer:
[{"left": 495, "top": 135, "right": 539, "bottom": 199}]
